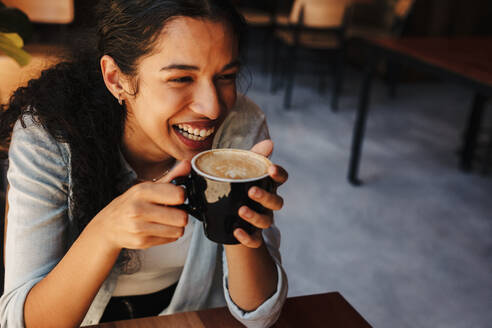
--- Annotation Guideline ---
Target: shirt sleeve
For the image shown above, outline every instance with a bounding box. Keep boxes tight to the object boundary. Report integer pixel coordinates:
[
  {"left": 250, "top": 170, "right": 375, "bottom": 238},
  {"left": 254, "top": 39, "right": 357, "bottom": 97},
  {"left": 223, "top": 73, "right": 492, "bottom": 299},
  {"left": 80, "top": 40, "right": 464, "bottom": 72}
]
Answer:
[
  {"left": 217, "top": 95, "right": 288, "bottom": 327},
  {"left": 221, "top": 224, "right": 288, "bottom": 328},
  {"left": 0, "top": 118, "right": 70, "bottom": 328}
]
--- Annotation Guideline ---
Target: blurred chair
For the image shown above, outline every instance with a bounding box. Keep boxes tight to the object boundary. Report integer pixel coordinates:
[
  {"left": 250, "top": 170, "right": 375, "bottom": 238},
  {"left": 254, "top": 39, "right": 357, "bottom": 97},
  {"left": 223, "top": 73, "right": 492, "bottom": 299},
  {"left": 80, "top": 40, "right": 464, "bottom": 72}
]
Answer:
[
  {"left": 3, "top": 0, "right": 75, "bottom": 46},
  {"left": 347, "top": 0, "right": 416, "bottom": 98},
  {"left": 271, "top": 0, "right": 351, "bottom": 110},
  {"left": 2, "top": 0, "right": 74, "bottom": 24},
  {"left": 273, "top": 0, "right": 295, "bottom": 28},
  {"left": 235, "top": 0, "right": 277, "bottom": 71},
  {"left": 347, "top": 0, "right": 415, "bottom": 39},
  {"left": 478, "top": 113, "right": 492, "bottom": 175}
]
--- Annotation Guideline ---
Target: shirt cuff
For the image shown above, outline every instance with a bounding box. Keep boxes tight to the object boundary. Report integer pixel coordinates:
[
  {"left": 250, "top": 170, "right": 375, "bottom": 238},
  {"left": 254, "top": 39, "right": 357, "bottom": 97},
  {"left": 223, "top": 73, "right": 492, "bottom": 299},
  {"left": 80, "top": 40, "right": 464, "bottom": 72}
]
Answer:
[
  {"left": 0, "top": 278, "right": 42, "bottom": 328},
  {"left": 222, "top": 252, "right": 288, "bottom": 328}
]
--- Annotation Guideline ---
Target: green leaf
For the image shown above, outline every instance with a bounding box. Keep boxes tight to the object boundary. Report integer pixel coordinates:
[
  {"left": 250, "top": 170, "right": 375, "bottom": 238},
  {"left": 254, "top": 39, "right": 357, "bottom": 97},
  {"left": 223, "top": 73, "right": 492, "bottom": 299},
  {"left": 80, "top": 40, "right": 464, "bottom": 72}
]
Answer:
[
  {"left": 2, "top": 32, "right": 23, "bottom": 48},
  {"left": 0, "top": 32, "right": 31, "bottom": 66},
  {"left": 0, "top": 6, "right": 32, "bottom": 41}
]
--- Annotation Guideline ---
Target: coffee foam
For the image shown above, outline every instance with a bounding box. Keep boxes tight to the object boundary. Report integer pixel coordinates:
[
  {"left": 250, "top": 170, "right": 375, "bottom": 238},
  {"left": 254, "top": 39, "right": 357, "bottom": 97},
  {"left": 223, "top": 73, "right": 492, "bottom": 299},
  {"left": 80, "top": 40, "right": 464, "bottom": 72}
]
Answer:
[{"left": 195, "top": 150, "right": 269, "bottom": 180}]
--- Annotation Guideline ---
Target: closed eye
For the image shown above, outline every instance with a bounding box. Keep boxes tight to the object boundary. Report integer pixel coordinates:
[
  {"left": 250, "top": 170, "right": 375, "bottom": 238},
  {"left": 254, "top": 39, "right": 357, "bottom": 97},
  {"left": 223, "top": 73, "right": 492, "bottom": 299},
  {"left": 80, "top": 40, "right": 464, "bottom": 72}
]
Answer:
[
  {"left": 169, "top": 76, "right": 194, "bottom": 83},
  {"left": 217, "top": 73, "right": 237, "bottom": 81}
]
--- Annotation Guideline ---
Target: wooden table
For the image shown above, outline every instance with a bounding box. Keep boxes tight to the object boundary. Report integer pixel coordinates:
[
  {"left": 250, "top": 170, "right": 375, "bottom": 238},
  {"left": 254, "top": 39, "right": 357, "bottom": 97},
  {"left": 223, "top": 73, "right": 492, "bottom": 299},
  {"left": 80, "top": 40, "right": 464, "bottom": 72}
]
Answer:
[
  {"left": 348, "top": 37, "right": 492, "bottom": 185},
  {"left": 89, "top": 292, "right": 372, "bottom": 328}
]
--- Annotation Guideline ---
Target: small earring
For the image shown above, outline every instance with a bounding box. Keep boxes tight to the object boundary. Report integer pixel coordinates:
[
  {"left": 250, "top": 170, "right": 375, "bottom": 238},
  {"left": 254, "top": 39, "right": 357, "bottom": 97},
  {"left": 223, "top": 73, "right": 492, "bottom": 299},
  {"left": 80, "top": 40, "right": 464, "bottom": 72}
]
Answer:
[{"left": 117, "top": 94, "right": 123, "bottom": 106}]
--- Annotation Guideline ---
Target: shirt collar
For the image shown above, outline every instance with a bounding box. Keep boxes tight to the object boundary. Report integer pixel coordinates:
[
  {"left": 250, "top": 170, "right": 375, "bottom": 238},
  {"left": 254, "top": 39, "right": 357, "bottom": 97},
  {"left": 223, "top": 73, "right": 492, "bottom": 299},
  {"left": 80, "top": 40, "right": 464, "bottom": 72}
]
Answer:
[{"left": 116, "top": 148, "right": 138, "bottom": 192}]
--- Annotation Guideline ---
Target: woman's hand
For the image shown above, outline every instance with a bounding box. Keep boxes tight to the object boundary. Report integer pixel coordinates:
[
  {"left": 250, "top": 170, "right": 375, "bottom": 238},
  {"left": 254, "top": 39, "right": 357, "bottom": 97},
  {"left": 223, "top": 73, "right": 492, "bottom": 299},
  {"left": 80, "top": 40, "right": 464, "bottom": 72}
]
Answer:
[
  {"left": 89, "top": 161, "right": 191, "bottom": 252},
  {"left": 234, "top": 140, "right": 288, "bottom": 248}
]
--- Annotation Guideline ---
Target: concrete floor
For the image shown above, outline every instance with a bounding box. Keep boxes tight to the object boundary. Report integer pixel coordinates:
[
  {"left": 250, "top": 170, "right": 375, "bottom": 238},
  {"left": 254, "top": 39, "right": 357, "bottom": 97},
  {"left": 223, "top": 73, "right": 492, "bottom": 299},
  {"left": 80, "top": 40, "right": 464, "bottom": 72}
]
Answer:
[{"left": 243, "top": 52, "right": 492, "bottom": 328}]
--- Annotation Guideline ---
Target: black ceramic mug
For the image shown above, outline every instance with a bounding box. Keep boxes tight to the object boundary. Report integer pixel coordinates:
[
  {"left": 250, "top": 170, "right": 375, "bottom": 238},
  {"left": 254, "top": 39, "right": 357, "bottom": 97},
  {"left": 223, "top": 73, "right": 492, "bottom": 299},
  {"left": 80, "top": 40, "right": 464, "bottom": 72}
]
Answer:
[{"left": 173, "top": 149, "right": 275, "bottom": 244}]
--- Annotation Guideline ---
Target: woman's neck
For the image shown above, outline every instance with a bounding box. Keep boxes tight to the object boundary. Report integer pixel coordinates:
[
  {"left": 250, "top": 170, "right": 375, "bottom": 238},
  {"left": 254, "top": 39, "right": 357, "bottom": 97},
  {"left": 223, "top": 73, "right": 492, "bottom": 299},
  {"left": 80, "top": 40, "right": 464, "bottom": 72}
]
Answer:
[{"left": 121, "top": 140, "right": 175, "bottom": 182}]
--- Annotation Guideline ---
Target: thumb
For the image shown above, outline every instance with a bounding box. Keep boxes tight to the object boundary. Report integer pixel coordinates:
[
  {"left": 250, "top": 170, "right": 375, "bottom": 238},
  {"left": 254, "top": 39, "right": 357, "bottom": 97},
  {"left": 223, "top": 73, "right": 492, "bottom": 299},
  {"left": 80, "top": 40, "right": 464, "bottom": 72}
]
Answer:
[
  {"left": 250, "top": 139, "right": 274, "bottom": 158},
  {"left": 157, "top": 160, "right": 191, "bottom": 183}
]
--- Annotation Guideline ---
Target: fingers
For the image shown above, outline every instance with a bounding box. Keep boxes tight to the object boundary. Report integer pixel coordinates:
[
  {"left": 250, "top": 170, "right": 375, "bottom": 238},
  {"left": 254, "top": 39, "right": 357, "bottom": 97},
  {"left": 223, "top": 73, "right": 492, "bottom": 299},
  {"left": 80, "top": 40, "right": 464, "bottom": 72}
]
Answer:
[
  {"left": 250, "top": 139, "right": 274, "bottom": 158},
  {"left": 238, "top": 206, "right": 273, "bottom": 229},
  {"left": 130, "top": 182, "right": 186, "bottom": 206},
  {"left": 130, "top": 201, "right": 188, "bottom": 227},
  {"left": 248, "top": 186, "right": 284, "bottom": 211},
  {"left": 268, "top": 164, "right": 288, "bottom": 186},
  {"left": 158, "top": 160, "right": 191, "bottom": 183},
  {"left": 128, "top": 220, "right": 186, "bottom": 239},
  {"left": 120, "top": 210, "right": 188, "bottom": 249},
  {"left": 131, "top": 160, "right": 191, "bottom": 206},
  {"left": 233, "top": 228, "right": 263, "bottom": 248}
]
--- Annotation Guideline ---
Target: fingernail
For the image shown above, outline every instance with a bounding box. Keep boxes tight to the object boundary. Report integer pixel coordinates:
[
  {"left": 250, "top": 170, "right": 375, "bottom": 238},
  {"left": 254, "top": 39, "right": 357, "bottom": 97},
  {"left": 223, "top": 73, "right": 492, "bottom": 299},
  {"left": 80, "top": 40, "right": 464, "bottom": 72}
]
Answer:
[
  {"left": 241, "top": 207, "right": 253, "bottom": 218},
  {"left": 235, "top": 229, "right": 246, "bottom": 238},
  {"left": 252, "top": 187, "right": 262, "bottom": 198}
]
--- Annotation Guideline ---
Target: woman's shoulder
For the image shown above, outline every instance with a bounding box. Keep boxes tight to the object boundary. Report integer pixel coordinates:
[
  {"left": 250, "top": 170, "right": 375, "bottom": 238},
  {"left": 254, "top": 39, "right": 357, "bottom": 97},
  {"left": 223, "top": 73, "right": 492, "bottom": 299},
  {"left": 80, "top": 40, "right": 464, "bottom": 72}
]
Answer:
[
  {"left": 231, "top": 94, "right": 266, "bottom": 120},
  {"left": 213, "top": 94, "right": 269, "bottom": 149},
  {"left": 11, "top": 115, "right": 70, "bottom": 165},
  {"left": 13, "top": 114, "right": 52, "bottom": 141}
]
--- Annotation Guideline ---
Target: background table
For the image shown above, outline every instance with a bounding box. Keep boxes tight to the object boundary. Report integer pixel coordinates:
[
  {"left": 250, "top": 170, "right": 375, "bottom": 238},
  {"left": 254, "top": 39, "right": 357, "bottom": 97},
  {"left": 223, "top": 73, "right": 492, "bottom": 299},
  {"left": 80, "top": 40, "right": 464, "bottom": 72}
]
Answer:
[
  {"left": 89, "top": 292, "right": 372, "bottom": 328},
  {"left": 348, "top": 37, "right": 492, "bottom": 185}
]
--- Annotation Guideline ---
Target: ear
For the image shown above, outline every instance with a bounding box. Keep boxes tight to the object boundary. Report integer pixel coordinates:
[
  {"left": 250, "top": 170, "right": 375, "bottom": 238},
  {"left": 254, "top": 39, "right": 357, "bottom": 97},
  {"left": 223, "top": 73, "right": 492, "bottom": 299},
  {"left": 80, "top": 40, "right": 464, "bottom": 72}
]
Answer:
[{"left": 100, "top": 55, "right": 129, "bottom": 101}]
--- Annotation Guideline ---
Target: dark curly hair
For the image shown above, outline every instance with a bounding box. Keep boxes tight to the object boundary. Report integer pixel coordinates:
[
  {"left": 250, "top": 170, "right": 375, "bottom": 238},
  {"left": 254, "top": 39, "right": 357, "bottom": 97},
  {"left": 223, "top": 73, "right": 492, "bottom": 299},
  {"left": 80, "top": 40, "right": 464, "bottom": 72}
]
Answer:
[{"left": 0, "top": 0, "right": 246, "bottom": 271}]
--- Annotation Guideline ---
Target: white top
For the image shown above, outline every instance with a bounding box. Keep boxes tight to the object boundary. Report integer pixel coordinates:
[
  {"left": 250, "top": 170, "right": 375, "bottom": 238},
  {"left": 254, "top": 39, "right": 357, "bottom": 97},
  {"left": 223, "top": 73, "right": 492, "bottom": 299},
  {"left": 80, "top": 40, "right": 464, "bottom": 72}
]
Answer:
[{"left": 112, "top": 217, "right": 195, "bottom": 296}]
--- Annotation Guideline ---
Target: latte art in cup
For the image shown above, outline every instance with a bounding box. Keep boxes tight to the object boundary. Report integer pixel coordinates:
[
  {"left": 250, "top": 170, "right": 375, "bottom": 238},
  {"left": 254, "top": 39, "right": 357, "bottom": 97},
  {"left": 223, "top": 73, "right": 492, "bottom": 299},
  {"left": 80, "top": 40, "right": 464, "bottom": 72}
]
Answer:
[{"left": 194, "top": 149, "right": 271, "bottom": 180}]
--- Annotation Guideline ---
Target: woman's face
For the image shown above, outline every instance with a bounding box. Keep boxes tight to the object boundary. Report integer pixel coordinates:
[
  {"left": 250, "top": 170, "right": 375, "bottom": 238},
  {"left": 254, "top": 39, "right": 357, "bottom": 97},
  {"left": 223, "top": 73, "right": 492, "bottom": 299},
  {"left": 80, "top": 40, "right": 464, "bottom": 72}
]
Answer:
[{"left": 122, "top": 17, "right": 239, "bottom": 163}]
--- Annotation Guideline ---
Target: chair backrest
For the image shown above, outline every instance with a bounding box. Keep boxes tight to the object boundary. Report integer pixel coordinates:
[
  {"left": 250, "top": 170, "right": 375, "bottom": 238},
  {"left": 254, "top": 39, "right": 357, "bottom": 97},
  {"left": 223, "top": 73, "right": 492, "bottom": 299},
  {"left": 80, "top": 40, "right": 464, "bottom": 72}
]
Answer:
[
  {"left": 391, "top": 0, "right": 416, "bottom": 35},
  {"left": 394, "top": 0, "right": 415, "bottom": 19},
  {"left": 2, "top": 0, "right": 74, "bottom": 24},
  {"left": 289, "top": 0, "right": 351, "bottom": 29}
]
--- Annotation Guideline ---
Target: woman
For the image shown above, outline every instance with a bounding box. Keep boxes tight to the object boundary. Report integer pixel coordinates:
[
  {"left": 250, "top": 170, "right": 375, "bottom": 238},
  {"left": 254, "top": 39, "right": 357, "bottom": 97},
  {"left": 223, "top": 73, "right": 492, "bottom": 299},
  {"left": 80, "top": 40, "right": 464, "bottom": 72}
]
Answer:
[{"left": 0, "top": 0, "right": 288, "bottom": 327}]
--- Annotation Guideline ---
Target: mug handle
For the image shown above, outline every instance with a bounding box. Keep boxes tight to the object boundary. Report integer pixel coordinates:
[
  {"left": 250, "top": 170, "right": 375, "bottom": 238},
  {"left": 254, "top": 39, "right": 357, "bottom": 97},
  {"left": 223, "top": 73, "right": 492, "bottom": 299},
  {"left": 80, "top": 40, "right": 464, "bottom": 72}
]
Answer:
[{"left": 171, "top": 176, "right": 203, "bottom": 220}]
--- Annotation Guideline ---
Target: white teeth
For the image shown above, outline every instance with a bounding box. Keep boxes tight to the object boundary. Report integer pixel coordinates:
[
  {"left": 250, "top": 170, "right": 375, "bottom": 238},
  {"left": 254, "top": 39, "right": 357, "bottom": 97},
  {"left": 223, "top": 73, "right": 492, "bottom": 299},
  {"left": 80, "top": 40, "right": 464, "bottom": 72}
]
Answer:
[{"left": 176, "top": 124, "right": 215, "bottom": 141}]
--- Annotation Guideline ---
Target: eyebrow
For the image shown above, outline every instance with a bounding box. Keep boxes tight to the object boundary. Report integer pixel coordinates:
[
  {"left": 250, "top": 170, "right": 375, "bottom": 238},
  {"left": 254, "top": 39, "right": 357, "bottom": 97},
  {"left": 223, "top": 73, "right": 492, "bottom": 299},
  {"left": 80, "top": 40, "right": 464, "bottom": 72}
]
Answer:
[
  {"left": 222, "top": 59, "right": 241, "bottom": 71},
  {"left": 160, "top": 59, "right": 241, "bottom": 72}
]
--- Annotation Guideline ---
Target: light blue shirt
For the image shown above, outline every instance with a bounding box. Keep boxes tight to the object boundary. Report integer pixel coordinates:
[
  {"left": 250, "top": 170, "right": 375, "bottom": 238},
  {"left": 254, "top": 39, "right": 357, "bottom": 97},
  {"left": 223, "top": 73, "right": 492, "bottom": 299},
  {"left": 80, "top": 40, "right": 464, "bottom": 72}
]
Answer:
[{"left": 0, "top": 95, "right": 288, "bottom": 327}]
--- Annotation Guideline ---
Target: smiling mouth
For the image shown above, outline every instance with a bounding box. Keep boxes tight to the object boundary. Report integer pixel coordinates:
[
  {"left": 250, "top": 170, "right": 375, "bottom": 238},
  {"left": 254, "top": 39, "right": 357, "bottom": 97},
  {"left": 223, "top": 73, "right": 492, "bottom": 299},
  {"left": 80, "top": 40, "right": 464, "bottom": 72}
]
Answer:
[{"left": 173, "top": 124, "right": 215, "bottom": 141}]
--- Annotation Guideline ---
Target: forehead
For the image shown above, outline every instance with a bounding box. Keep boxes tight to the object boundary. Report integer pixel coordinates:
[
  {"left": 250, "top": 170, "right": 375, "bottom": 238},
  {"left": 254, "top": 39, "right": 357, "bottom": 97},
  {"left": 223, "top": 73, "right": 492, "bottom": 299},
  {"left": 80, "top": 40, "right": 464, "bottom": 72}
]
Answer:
[{"left": 141, "top": 17, "right": 238, "bottom": 69}]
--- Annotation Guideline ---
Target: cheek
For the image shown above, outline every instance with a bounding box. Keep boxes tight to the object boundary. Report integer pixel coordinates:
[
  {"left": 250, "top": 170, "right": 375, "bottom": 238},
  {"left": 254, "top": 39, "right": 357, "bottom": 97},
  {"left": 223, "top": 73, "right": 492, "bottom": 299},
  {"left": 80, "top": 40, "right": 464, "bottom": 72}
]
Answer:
[
  {"left": 220, "top": 84, "right": 237, "bottom": 110},
  {"left": 134, "top": 87, "right": 181, "bottom": 122}
]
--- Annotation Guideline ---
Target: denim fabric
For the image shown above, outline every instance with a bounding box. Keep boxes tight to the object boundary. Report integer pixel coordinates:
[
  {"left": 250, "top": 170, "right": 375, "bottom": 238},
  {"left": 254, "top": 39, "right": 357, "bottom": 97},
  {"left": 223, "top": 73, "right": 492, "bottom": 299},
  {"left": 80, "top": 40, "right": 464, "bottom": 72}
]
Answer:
[{"left": 0, "top": 95, "right": 288, "bottom": 327}]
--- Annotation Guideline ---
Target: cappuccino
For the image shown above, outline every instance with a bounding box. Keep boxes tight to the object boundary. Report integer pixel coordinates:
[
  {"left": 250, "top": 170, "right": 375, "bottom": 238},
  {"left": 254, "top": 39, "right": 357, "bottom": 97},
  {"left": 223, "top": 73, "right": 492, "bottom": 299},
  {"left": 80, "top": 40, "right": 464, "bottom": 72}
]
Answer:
[
  {"left": 176, "top": 148, "right": 275, "bottom": 243},
  {"left": 195, "top": 149, "right": 271, "bottom": 180}
]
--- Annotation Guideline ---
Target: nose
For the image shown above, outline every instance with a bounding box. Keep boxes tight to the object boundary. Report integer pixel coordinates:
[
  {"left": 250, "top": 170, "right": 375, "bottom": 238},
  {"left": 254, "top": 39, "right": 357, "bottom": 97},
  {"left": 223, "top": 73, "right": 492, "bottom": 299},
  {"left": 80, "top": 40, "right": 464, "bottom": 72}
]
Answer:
[{"left": 189, "top": 80, "right": 221, "bottom": 120}]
